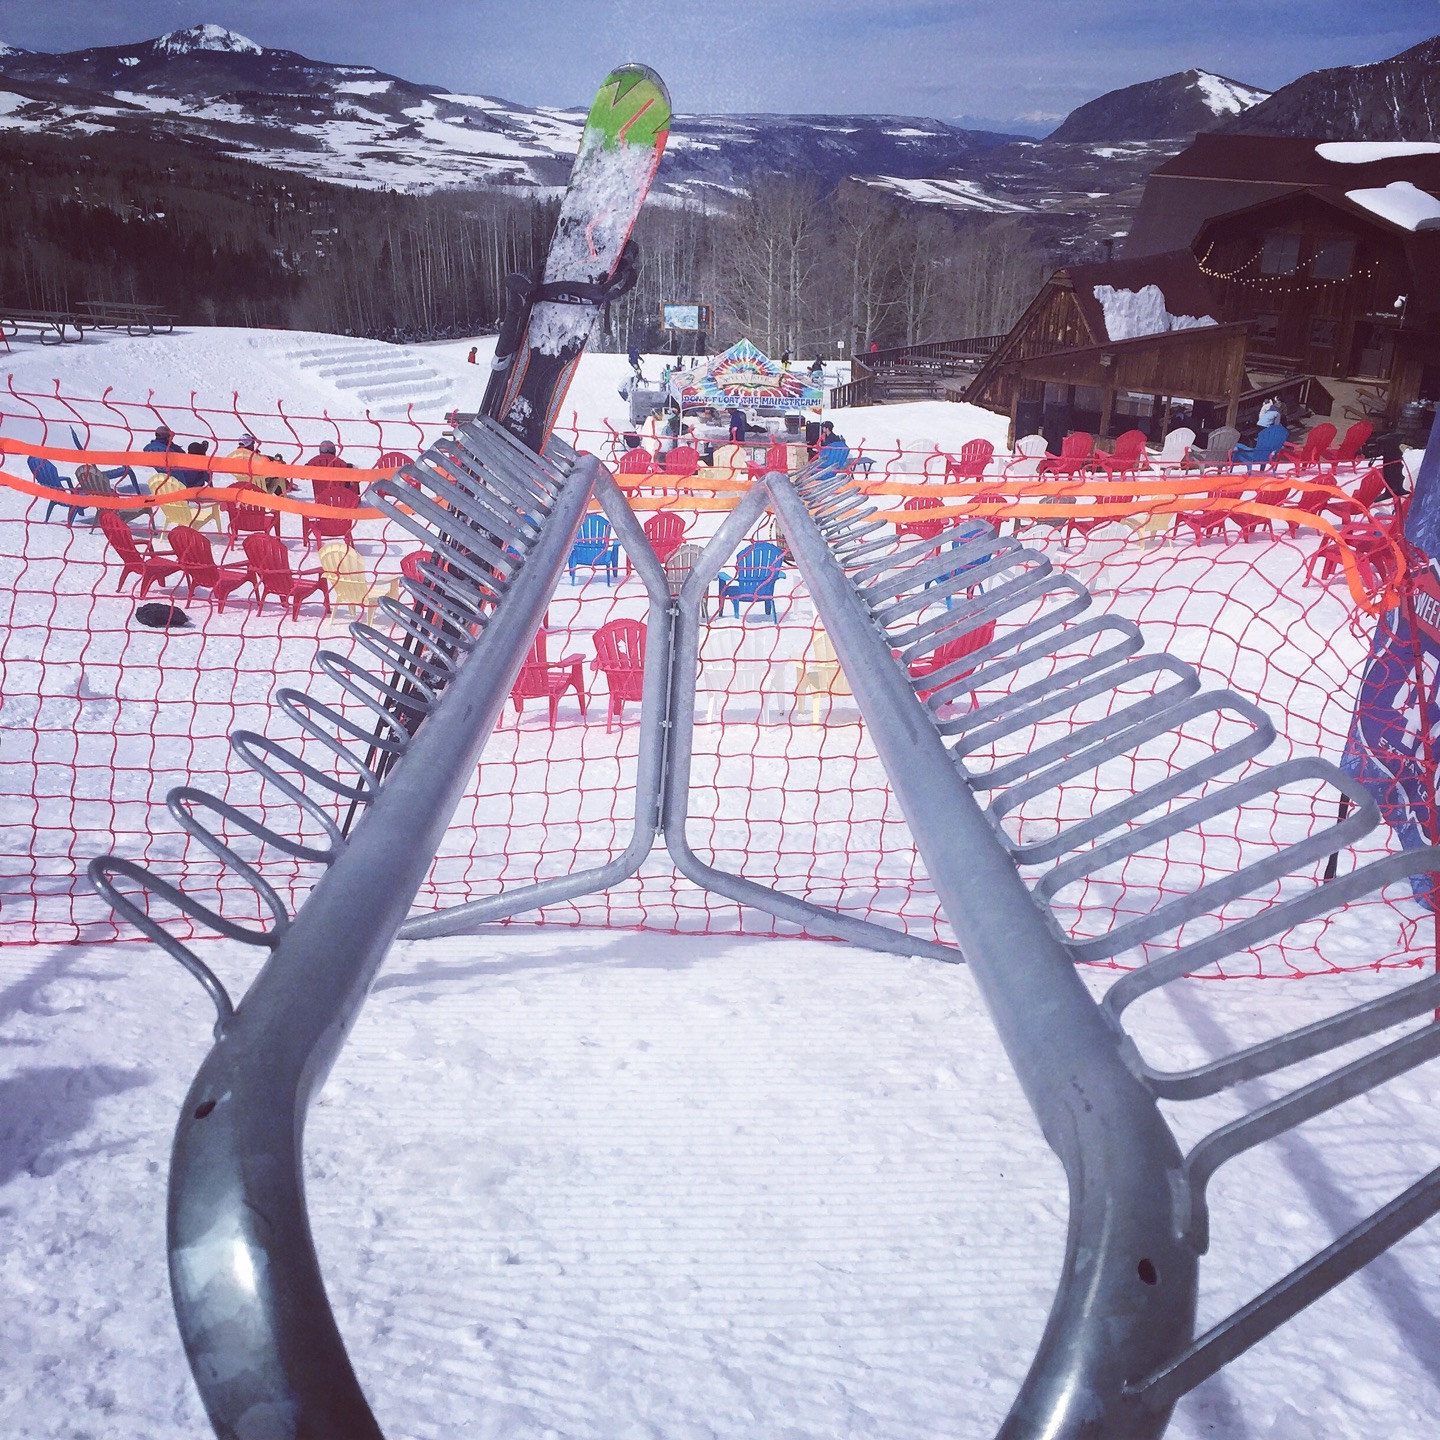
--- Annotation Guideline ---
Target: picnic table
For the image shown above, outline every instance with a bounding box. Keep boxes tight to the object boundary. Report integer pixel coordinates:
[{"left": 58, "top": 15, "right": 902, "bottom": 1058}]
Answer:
[
  {"left": 0, "top": 309, "right": 86, "bottom": 345},
  {"left": 76, "top": 300, "right": 176, "bottom": 336}
]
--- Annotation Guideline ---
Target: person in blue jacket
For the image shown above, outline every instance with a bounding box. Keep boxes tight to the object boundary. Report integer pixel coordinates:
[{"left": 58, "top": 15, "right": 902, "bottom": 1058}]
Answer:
[{"left": 814, "top": 420, "right": 850, "bottom": 479}]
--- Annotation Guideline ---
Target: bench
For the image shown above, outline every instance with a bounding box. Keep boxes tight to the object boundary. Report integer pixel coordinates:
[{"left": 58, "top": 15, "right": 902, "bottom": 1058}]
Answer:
[
  {"left": 0, "top": 309, "right": 86, "bottom": 345},
  {"left": 77, "top": 300, "right": 177, "bottom": 336}
]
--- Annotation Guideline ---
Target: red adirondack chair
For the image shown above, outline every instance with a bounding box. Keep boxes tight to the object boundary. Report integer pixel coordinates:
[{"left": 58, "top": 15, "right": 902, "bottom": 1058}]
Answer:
[
  {"left": 1304, "top": 520, "right": 1398, "bottom": 592},
  {"left": 747, "top": 442, "right": 791, "bottom": 482},
  {"left": 221, "top": 481, "right": 282, "bottom": 552},
  {"left": 590, "top": 617, "right": 647, "bottom": 732},
  {"left": 1279, "top": 422, "right": 1337, "bottom": 475},
  {"left": 302, "top": 478, "right": 361, "bottom": 547},
  {"left": 510, "top": 627, "right": 586, "bottom": 726},
  {"left": 1062, "top": 489, "right": 1132, "bottom": 545},
  {"left": 1093, "top": 429, "right": 1149, "bottom": 479},
  {"left": 375, "top": 450, "right": 412, "bottom": 471},
  {"left": 895, "top": 494, "right": 946, "bottom": 541},
  {"left": 663, "top": 444, "right": 700, "bottom": 479},
  {"left": 908, "top": 619, "right": 998, "bottom": 705},
  {"left": 98, "top": 511, "right": 182, "bottom": 596},
  {"left": 643, "top": 511, "right": 686, "bottom": 563},
  {"left": 1232, "top": 482, "right": 1292, "bottom": 542},
  {"left": 1172, "top": 490, "right": 1241, "bottom": 544},
  {"left": 1322, "top": 421, "right": 1373, "bottom": 474},
  {"left": 1037, "top": 432, "right": 1094, "bottom": 478},
  {"left": 168, "top": 524, "right": 255, "bottom": 608},
  {"left": 242, "top": 534, "right": 331, "bottom": 618},
  {"left": 615, "top": 446, "right": 656, "bottom": 480},
  {"left": 944, "top": 438, "right": 995, "bottom": 482}
]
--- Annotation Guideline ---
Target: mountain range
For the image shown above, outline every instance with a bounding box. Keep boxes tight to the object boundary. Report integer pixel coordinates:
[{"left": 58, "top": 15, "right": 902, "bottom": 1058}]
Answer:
[{"left": 1, "top": 22, "right": 1438, "bottom": 259}]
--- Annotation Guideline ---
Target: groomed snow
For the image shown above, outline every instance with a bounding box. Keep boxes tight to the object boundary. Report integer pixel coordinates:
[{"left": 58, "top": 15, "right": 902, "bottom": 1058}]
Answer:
[{"left": 1, "top": 327, "right": 1438, "bottom": 1440}]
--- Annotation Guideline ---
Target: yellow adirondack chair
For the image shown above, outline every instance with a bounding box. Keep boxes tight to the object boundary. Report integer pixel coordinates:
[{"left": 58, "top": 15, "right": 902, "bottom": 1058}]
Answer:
[
  {"left": 318, "top": 543, "right": 398, "bottom": 623},
  {"left": 792, "top": 624, "right": 853, "bottom": 724},
  {"left": 149, "top": 475, "right": 222, "bottom": 533}
]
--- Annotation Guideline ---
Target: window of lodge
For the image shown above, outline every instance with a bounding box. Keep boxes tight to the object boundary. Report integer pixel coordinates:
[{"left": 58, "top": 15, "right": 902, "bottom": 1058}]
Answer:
[
  {"left": 1311, "top": 237, "right": 1355, "bottom": 280},
  {"left": 1260, "top": 232, "right": 1302, "bottom": 275}
]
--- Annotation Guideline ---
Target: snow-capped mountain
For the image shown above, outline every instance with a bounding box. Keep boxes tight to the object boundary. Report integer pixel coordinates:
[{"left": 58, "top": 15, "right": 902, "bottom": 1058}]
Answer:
[
  {"left": 0, "top": 24, "right": 1015, "bottom": 197},
  {"left": 152, "top": 22, "right": 261, "bottom": 57},
  {"left": 1048, "top": 69, "right": 1270, "bottom": 143},
  {"left": 855, "top": 70, "right": 1270, "bottom": 254},
  {"left": 1222, "top": 34, "right": 1440, "bottom": 141}
]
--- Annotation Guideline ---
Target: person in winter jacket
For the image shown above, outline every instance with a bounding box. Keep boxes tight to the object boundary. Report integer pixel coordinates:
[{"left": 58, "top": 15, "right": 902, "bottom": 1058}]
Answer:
[
  {"left": 175, "top": 440, "right": 211, "bottom": 490},
  {"left": 142, "top": 425, "right": 179, "bottom": 479},
  {"left": 307, "top": 440, "right": 349, "bottom": 469},
  {"left": 814, "top": 421, "right": 850, "bottom": 480}
]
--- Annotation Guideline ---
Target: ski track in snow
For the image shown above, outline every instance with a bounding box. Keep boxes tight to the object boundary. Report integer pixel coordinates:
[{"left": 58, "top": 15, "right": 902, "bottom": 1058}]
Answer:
[
  {"left": 3, "top": 934, "right": 1440, "bottom": 1438},
  {"left": 1, "top": 328, "right": 1439, "bottom": 1437}
]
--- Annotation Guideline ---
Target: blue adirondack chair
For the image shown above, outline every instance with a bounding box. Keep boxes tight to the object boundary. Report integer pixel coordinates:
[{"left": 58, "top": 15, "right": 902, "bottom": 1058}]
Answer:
[
  {"left": 716, "top": 540, "right": 786, "bottom": 620},
  {"left": 27, "top": 456, "right": 77, "bottom": 523},
  {"left": 568, "top": 514, "right": 619, "bottom": 583},
  {"left": 1231, "top": 423, "right": 1289, "bottom": 473},
  {"left": 928, "top": 521, "right": 997, "bottom": 609}
]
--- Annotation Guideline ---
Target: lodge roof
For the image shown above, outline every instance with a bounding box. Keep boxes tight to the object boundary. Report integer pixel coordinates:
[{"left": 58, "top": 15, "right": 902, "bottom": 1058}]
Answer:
[
  {"left": 1148, "top": 133, "right": 1440, "bottom": 189},
  {"left": 1126, "top": 133, "right": 1440, "bottom": 258}
]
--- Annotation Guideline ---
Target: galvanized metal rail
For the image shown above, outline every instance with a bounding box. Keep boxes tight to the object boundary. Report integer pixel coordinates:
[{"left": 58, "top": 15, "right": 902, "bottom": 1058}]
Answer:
[
  {"left": 772, "top": 465, "right": 1440, "bottom": 1438},
  {"left": 92, "top": 420, "right": 595, "bottom": 1439}
]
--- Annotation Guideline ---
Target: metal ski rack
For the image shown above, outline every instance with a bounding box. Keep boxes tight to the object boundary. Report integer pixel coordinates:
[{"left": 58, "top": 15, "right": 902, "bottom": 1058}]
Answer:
[
  {"left": 768, "top": 464, "right": 1440, "bottom": 1439},
  {"left": 91, "top": 418, "right": 600, "bottom": 1440}
]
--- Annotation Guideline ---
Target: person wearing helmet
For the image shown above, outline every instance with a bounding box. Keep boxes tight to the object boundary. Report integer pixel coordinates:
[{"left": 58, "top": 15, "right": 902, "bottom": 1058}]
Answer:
[{"left": 307, "top": 439, "right": 349, "bottom": 469}]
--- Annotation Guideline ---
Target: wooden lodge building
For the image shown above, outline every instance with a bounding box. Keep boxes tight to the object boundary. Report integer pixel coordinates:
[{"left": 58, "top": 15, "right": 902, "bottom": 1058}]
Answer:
[{"left": 962, "top": 135, "right": 1440, "bottom": 446}]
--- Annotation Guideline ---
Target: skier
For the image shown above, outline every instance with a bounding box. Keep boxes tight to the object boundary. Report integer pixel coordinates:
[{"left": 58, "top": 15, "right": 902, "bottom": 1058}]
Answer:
[{"left": 467, "top": 346, "right": 478, "bottom": 364}]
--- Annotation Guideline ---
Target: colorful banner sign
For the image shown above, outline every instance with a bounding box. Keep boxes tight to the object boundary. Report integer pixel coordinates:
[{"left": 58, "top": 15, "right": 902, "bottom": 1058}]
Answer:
[{"left": 668, "top": 339, "right": 822, "bottom": 414}]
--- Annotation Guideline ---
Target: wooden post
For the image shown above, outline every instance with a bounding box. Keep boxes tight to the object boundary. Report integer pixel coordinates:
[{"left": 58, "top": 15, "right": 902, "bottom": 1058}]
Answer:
[
  {"left": 1224, "top": 337, "right": 1244, "bottom": 428},
  {"left": 1098, "top": 382, "right": 1115, "bottom": 439}
]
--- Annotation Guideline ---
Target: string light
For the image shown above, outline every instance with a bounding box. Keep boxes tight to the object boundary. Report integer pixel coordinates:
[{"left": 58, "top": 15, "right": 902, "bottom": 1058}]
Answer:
[{"left": 1196, "top": 242, "right": 1378, "bottom": 292}]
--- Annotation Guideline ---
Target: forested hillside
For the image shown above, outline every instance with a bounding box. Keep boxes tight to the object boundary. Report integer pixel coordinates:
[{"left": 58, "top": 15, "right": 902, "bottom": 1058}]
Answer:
[{"left": 0, "top": 130, "right": 1048, "bottom": 353}]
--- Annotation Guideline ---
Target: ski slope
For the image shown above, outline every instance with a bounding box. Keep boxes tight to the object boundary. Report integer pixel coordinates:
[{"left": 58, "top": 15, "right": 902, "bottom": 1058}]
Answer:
[{"left": 1, "top": 325, "right": 1438, "bottom": 1440}]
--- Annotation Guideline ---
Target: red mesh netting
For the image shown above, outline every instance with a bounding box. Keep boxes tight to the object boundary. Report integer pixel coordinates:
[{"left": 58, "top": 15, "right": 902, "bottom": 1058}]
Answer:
[{"left": 1, "top": 392, "right": 1433, "bottom": 980}]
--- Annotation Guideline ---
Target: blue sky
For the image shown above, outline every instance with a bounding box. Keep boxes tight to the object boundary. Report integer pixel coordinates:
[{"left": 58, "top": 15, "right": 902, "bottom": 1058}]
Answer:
[{"left": 2, "top": 0, "right": 1438, "bottom": 129}]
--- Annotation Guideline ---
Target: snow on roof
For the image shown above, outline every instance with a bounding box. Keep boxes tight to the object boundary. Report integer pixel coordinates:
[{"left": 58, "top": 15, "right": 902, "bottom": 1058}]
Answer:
[
  {"left": 1193, "top": 72, "right": 1270, "bottom": 118},
  {"left": 1092, "top": 283, "right": 1217, "bottom": 342},
  {"left": 153, "top": 24, "right": 263, "bottom": 57},
  {"left": 1318, "top": 141, "right": 1440, "bottom": 164},
  {"left": 1345, "top": 180, "right": 1440, "bottom": 232}
]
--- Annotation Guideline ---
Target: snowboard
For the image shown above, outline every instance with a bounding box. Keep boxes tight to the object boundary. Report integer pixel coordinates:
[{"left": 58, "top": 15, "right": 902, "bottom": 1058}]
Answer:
[{"left": 482, "top": 63, "right": 671, "bottom": 453}]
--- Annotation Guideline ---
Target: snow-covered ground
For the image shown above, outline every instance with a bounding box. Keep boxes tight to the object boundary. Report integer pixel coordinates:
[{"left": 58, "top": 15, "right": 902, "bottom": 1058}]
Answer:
[{"left": 2, "top": 326, "right": 1439, "bottom": 1440}]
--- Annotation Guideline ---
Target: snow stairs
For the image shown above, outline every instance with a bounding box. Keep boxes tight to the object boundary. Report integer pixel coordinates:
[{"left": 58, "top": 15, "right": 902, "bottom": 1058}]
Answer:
[{"left": 284, "top": 339, "right": 461, "bottom": 418}]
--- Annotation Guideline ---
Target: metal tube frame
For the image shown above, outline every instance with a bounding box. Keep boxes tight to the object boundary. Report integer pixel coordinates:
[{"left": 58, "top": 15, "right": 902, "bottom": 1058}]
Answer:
[{"left": 769, "top": 467, "right": 1440, "bottom": 1438}]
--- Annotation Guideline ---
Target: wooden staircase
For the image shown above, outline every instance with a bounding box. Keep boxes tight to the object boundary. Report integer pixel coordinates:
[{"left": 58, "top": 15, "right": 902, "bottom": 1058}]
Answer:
[{"left": 831, "top": 336, "right": 1005, "bottom": 407}]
